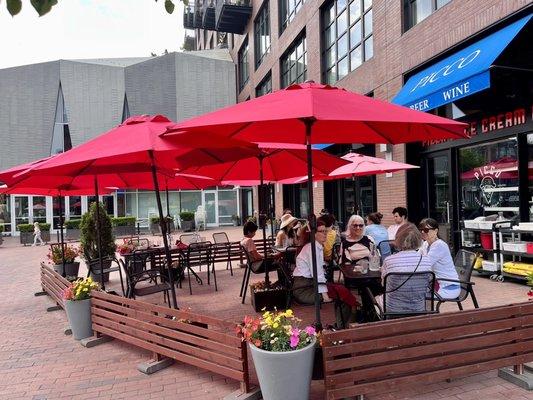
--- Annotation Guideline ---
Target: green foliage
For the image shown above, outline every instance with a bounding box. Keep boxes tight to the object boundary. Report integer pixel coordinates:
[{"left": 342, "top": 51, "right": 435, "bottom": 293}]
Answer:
[
  {"left": 179, "top": 211, "right": 195, "bottom": 221},
  {"left": 150, "top": 215, "right": 174, "bottom": 224},
  {"left": 6, "top": 0, "right": 178, "bottom": 17},
  {"left": 459, "top": 148, "right": 485, "bottom": 173},
  {"left": 111, "top": 217, "right": 136, "bottom": 227},
  {"left": 0, "top": 224, "right": 4, "bottom": 233},
  {"left": 527, "top": 271, "right": 533, "bottom": 287},
  {"left": 17, "top": 223, "right": 33, "bottom": 233},
  {"left": 80, "top": 202, "right": 116, "bottom": 260},
  {"left": 39, "top": 223, "right": 51, "bottom": 230},
  {"left": 65, "top": 219, "right": 81, "bottom": 229}
]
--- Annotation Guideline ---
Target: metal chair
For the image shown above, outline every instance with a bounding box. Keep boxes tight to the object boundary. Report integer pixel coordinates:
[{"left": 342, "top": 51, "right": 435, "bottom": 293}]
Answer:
[
  {"left": 212, "top": 232, "right": 240, "bottom": 275},
  {"left": 239, "top": 246, "right": 279, "bottom": 304},
  {"left": 180, "top": 233, "right": 201, "bottom": 245},
  {"left": 185, "top": 241, "right": 213, "bottom": 294},
  {"left": 377, "top": 239, "right": 397, "bottom": 262},
  {"left": 435, "top": 249, "right": 479, "bottom": 311},
  {"left": 367, "top": 271, "right": 437, "bottom": 320},
  {"left": 86, "top": 255, "right": 125, "bottom": 296}
]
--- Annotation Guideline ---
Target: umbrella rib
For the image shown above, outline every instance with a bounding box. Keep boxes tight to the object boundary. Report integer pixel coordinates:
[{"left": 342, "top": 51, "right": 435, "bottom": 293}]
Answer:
[
  {"left": 362, "top": 121, "right": 395, "bottom": 144},
  {"left": 227, "top": 122, "right": 253, "bottom": 139}
]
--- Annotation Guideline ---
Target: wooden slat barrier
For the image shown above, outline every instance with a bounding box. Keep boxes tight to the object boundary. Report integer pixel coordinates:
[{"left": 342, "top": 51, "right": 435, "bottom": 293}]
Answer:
[
  {"left": 322, "top": 302, "right": 533, "bottom": 400},
  {"left": 90, "top": 291, "right": 250, "bottom": 393},
  {"left": 40, "top": 262, "right": 71, "bottom": 309}
]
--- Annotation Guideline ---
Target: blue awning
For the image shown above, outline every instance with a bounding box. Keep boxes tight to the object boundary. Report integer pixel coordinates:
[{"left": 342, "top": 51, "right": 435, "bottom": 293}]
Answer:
[
  {"left": 313, "top": 144, "right": 332, "bottom": 150},
  {"left": 392, "top": 14, "right": 531, "bottom": 112}
]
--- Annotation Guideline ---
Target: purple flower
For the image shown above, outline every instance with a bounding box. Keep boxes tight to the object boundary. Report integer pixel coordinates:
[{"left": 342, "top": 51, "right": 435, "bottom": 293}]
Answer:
[{"left": 304, "top": 326, "right": 316, "bottom": 336}]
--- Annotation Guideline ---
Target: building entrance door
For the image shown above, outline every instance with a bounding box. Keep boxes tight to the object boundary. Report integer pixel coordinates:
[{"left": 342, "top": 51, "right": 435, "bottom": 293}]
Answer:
[{"left": 425, "top": 151, "right": 454, "bottom": 251}]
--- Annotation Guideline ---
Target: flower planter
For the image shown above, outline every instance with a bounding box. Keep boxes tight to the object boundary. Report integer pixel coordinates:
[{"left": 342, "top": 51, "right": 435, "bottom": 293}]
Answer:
[
  {"left": 250, "top": 286, "right": 289, "bottom": 312},
  {"left": 41, "top": 231, "right": 50, "bottom": 243},
  {"left": 66, "top": 229, "right": 81, "bottom": 241},
  {"left": 113, "top": 225, "right": 136, "bottom": 237},
  {"left": 181, "top": 220, "right": 194, "bottom": 232},
  {"left": 249, "top": 338, "right": 316, "bottom": 400},
  {"left": 64, "top": 298, "right": 93, "bottom": 340},
  {"left": 89, "top": 258, "right": 113, "bottom": 283},
  {"left": 53, "top": 262, "right": 80, "bottom": 280},
  {"left": 19, "top": 232, "right": 33, "bottom": 245}
]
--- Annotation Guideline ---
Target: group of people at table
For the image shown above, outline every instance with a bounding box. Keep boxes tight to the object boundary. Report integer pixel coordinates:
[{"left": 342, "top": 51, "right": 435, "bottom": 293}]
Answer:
[{"left": 241, "top": 206, "right": 460, "bottom": 329}]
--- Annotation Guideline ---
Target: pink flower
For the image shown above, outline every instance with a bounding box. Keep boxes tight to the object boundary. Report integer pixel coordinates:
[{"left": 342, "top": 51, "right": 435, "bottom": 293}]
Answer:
[
  {"left": 304, "top": 326, "right": 316, "bottom": 336},
  {"left": 290, "top": 328, "right": 300, "bottom": 348}
]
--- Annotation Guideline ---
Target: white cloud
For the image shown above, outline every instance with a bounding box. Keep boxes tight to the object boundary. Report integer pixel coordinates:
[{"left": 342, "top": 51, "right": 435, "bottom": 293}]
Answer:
[{"left": 0, "top": 0, "right": 185, "bottom": 69}]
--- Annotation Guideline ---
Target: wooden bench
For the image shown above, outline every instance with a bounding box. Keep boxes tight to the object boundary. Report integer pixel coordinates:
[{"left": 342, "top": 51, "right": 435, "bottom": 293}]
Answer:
[
  {"left": 39, "top": 262, "right": 70, "bottom": 310},
  {"left": 91, "top": 291, "right": 250, "bottom": 393},
  {"left": 210, "top": 238, "right": 275, "bottom": 267},
  {"left": 322, "top": 302, "right": 533, "bottom": 400}
]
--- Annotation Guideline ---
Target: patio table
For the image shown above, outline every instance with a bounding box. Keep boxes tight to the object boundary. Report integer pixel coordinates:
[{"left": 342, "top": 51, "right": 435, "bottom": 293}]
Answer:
[{"left": 340, "top": 264, "right": 383, "bottom": 322}]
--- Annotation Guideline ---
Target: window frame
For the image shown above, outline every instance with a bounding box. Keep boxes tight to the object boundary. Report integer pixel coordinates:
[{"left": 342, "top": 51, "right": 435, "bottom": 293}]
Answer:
[
  {"left": 279, "top": 0, "right": 306, "bottom": 34},
  {"left": 254, "top": 1, "right": 271, "bottom": 69},
  {"left": 238, "top": 37, "right": 250, "bottom": 92},
  {"left": 321, "top": 0, "right": 373, "bottom": 85},
  {"left": 280, "top": 33, "right": 307, "bottom": 89},
  {"left": 403, "top": 0, "right": 451, "bottom": 31},
  {"left": 255, "top": 71, "right": 273, "bottom": 97}
]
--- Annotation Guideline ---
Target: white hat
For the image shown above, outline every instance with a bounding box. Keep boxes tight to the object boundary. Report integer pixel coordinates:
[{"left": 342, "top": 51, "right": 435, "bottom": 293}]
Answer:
[{"left": 279, "top": 213, "right": 298, "bottom": 230}]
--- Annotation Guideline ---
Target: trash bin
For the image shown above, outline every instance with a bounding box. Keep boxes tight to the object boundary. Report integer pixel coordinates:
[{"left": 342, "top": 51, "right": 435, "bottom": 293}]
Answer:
[{"left": 480, "top": 232, "right": 493, "bottom": 250}]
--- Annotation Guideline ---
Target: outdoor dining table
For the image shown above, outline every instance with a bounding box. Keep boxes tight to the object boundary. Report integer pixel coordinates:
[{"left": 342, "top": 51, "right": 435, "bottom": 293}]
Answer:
[{"left": 340, "top": 264, "right": 383, "bottom": 323}]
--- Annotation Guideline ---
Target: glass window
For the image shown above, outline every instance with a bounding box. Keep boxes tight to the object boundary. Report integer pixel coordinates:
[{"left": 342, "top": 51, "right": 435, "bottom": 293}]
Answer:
[
  {"left": 180, "top": 191, "right": 202, "bottom": 213},
  {"left": 280, "top": 34, "right": 307, "bottom": 88},
  {"left": 125, "top": 192, "right": 137, "bottom": 217},
  {"left": 254, "top": 2, "right": 271, "bottom": 69},
  {"left": 256, "top": 72, "right": 272, "bottom": 97},
  {"left": 404, "top": 0, "right": 451, "bottom": 31},
  {"left": 33, "top": 196, "right": 47, "bottom": 224},
  {"left": 218, "top": 190, "right": 238, "bottom": 225},
  {"left": 238, "top": 38, "right": 249, "bottom": 91},
  {"left": 459, "top": 138, "right": 519, "bottom": 222},
  {"left": 280, "top": 0, "right": 306, "bottom": 33},
  {"left": 69, "top": 196, "right": 82, "bottom": 219},
  {"left": 321, "top": 0, "right": 373, "bottom": 84},
  {"left": 0, "top": 194, "right": 11, "bottom": 234},
  {"left": 138, "top": 191, "right": 158, "bottom": 220}
]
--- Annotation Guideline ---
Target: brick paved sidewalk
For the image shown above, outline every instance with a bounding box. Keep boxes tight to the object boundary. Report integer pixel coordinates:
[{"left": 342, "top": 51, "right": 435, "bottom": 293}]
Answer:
[{"left": 0, "top": 228, "right": 531, "bottom": 400}]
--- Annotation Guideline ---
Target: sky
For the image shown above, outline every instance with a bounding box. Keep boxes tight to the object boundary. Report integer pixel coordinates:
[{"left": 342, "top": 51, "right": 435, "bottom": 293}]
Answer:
[{"left": 0, "top": 0, "right": 186, "bottom": 69}]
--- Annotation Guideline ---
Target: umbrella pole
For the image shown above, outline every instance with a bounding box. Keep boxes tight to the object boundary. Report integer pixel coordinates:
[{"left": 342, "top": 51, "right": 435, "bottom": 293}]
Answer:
[
  {"left": 165, "top": 183, "right": 170, "bottom": 217},
  {"left": 94, "top": 175, "right": 105, "bottom": 289},
  {"left": 258, "top": 155, "right": 269, "bottom": 285},
  {"left": 58, "top": 194, "right": 66, "bottom": 278},
  {"left": 303, "top": 117, "right": 321, "bottom": 329},
  {"left": 149, "top": 151, "right": 178, "bottom": 309}
]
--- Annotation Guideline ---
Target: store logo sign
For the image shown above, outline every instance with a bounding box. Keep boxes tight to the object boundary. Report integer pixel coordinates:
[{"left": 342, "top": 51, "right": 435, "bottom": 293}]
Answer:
[{"left": 474, "top": 168, "right": 501, "bottom": 206}]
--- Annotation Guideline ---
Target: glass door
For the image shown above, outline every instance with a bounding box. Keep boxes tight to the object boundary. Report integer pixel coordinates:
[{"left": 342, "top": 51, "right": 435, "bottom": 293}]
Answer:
[
  {"left": 426, "top": 151, "right": 454, "bottom": 250},
  {"left": 202, "top": 191, "right": 218, "bottom": 226},
  {"left": 32, "top": 196, "right": 47, "bottom": 224},
  {"left": 13, "top": 196, "right": 29, "bottom": 231}
]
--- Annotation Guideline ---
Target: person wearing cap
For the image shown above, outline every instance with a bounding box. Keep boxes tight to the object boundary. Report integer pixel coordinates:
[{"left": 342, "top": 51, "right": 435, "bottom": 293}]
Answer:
[{"left": 276, "top": 213, "right": 298, "bottom": 248}]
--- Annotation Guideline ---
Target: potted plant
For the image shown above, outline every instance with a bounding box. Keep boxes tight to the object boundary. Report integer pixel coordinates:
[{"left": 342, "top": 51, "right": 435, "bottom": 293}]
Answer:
[
  {"left": 237, "top": 309, "right": 317, "bottom": 400},
  {"left": 250, "top": 280, "right": 289, "bottom": 312},
  {"left": 150, "top": 216, "right": 174, "bottom": 235},
  {"left": 0, "top": 223, "right": 4, "bottom": 246},
  {"left": 62, "top": 277, "right": 99, "bottom": 340},
  {"left": 17, "top": 223, "right": 34, "bottom": 245},
  {"left": 231, "top": 214, "right": 240, "bottom": 226},
  {"left": 80, "top": 202, "right": 116, "bottom": 283},
  {"left": 179, "top": 211, "right": 195, "bottom": 232},
  {"left": 39, "top": 223, "right": 51, "bottom": 243},
  {"left": 48, "top": 244, "right": 81, "bottom": 280},
  {"left": 111, "top": 216, "right": 136, "bottom": 237},
  {"left": 65, "top": 219, "right": 82, "bottom": 241}
]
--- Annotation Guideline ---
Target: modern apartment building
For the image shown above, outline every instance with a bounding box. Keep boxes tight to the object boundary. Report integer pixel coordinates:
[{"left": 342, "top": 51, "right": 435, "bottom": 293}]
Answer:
[{"left": 185, "top": 0, "right": 533, "bottom": 251}]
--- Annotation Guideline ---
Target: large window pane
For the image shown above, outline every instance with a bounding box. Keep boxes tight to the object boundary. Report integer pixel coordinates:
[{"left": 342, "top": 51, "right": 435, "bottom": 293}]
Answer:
[
  {"left": 405, "top": 0, "right": 448, "bottom": 30},
  {"left": 33, "top": 196, "right": 47, "bottom": 224},
  {"left": 218, "top": 190, "right": 238, "bottom": 224},
  {"left": 363, "top": 8, "right": 372, "bottom": 35},
  {"left": 364, "top": 35, "right": 373, "bottom": 59},
  {"left": 238, "top": 39, "right": 249, "bottom": 90},
  {"left": 280, "top": 35, "right": 307, "bottom": 88},
  {"left": 338, "top": 56, "right": 348, "bottom": 79},
  {"left": 180, "top": 191, "right": 202, "bottom": 213},
  {"left": 254, "top": 2, "right": 270, "bottom": 68},
  {"left": 281, "top": 0, "right": 306, "bottom": 32},
  {"left": 337, "top": 10, "right": 347, "bottom": 34},
  {"left": 69, "top": 196, "right": 82, "bottom": 218},
  {"left": 350, "top": 46, "right": 362, "bottom": 70},
  {"left": 349, "top": 0, "right": 361, "bottom": 23},
  {"left": 350, "top": 21, "right": 361, "bottom": 48},
  {"left": 0, "top": 194, "right": 11, "bottom": 233},
  {"left": 125, "top": 192, "right": 137, "bottom": 217}
]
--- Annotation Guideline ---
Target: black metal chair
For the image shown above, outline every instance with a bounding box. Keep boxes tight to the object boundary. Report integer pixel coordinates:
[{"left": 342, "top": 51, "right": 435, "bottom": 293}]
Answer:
[
  {"left": 212, "top": 232, "right": 240, "bottom": 276},
  {"left": 86, "top": 255, "right": 125, "bottom": 296},
  {"left": 367, "top": 271, "right": 438, "bottom": 320},
  {"left": 185, "top": 241, "right": 214, "bottom": 294},
  {"left": 119, "top": 250, "right": 171, "bottom": 307},
  {"left": 435, "top": 249, "right": 479, "bottom": 311},
  {"left": 239, "top": 246, "right": 279, "bottom": 304}
]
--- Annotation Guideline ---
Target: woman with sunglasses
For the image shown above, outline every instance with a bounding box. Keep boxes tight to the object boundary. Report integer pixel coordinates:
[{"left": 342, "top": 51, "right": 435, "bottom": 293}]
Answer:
[
  {"left": 418, "top": 218, "right": 460, "bottom": 300},
  {"left": 342, "top": 215, "right": 373, "bottom": 267},
  {"left": 293, "top": 220, "right": 359, "bottom": 328}
]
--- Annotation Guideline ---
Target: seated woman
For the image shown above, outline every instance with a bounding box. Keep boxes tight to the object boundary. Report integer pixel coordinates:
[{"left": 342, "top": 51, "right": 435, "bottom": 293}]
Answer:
[
  {"left": 341, "top": 215, "right": 373, "bottom": 268},
  {"left": 379, "top": 223, "right": 433, "bottom": 313},
  {"left": 418, "top": 218, "right": 460, "bottom": 300},
  {"left": 364, "top": 212, "right": 391, "bottom": 259},
  {"left": 241, "top": 220, "right": 280, "bottom": 274},
  {"left": 293, "top": 220, "right": 359, "bottom": 328},
  {"left": 276, "top": 213, "right": 298, "bottom": 248},
  {"left": 318, "top": 214, "right": 338, "bottom": 264}
]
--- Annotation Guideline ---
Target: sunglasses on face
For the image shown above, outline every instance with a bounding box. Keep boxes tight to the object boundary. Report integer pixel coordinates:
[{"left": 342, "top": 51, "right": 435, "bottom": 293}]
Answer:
[
  {"left": 351, "top": 224, "right": 364, "bottom": 228},
  {"left": 419, "top": 228, "right": 431, "bottom": 233}
]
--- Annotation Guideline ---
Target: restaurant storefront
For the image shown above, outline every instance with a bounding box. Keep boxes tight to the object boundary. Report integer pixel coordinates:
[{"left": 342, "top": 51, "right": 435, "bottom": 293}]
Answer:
[{"left": 395, "top": 11, "right": 533, "bottom": 252}]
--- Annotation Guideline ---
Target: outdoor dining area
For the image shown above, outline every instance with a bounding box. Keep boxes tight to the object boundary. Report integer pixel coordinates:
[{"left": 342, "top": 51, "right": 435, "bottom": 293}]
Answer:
[{"left": 1, "top": 82, "right": 532, "bottom": 400}]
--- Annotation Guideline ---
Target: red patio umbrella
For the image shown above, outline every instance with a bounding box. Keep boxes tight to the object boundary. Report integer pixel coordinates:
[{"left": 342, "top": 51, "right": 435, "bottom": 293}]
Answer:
[
  {"left": 13, "top": 115, "right": 259, "bottom": 307},
  {"left": 167, "top": 82, "right": 468, "bottom": 326}
]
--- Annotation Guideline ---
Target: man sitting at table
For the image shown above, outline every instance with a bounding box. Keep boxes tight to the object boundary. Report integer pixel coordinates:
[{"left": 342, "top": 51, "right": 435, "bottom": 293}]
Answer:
[{"left": 293, "top": 220, "right": 359, "bottom": 329}]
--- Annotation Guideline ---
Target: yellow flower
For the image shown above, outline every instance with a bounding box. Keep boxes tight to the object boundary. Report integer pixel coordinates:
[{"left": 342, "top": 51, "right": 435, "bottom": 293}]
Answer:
[
  {"left": 285, "top": 309, "right": 293, "bottom": 317},
  {"left": 273, "top": 322, "right": 279, "bottom": 329}
]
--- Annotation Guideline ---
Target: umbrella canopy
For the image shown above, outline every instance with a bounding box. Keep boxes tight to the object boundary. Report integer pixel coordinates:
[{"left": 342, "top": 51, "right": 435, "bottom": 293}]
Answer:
[
  {"left": 167, "top": 82, "right": 468, "bottom": 145},
  {"left": 0, "top": 185, "right": 113, "bottom": 196},
  {"left": 0, "top": 156, "right": 54, "bottom": 186},
  {"left": 182, "top": 144, "right": 349, "bottom": 185},
  {"left": 280, "top": 152, "right": 419, "bottom": 184},
  {"left": 166, "top": 82, "right": 468, "bottom": 326},
  {"left": 460, "top": 156, "right": 519, "bottom": 180}
]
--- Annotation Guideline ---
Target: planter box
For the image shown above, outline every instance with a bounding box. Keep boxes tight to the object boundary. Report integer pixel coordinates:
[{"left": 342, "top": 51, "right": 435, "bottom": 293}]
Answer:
[
  {"left": 20, "top": 232, "right": 33, "bottom": 245},
  {"left": 53, "top": 262, "right": 80, "bottom": 280},
  {"left": 181, "top": 220, "right": 194, "bottom": 232},
  {"left": 113, "top": 225, "right": 136, "bottom": 237},
  {"left": 66, "top": 229, "right": 81, "bottom": 241},
  {"left": 41, "top": 231, "right": 50, "bottom": 243},
  {"left": 89, "top": 258, "right": 113, "bottom": 283},
  {"left": 250, "top": 287, "right": 289, "bottom": 312}
]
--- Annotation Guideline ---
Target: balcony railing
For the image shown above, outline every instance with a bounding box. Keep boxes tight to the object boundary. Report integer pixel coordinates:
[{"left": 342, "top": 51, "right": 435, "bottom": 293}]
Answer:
[
  {"left": 202, "top": 0, "right": 216, "bottom": 30},
  {"left": 215, "top": 0, "right": 252, "bottom": 34}
]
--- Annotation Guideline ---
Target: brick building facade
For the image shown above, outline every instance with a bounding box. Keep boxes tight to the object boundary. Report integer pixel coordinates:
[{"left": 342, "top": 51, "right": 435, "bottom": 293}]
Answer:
[{"left": 187, "top": 0, "right": 531, "bottom": 229}]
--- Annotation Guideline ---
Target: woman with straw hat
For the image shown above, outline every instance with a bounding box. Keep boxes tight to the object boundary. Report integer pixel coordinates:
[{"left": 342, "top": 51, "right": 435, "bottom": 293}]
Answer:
[{"left": 276, "top": 213, "right": 298, "bottom": 248}]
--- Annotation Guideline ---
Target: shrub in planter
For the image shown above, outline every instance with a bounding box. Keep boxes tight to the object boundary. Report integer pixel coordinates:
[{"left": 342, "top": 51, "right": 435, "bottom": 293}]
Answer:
[
  {"left": 111, "top": 217, "right": 136, "bottom": 237},
  {"left": 249, "top": 281, "right": 289, "bottom": 312},
  {"left": 65, "top": 219, "right": 82, "bottom": 241},
  {"left": 62, "top": 277, "right": 99, "bottom": 340},
  {"left": 17, "top": 223, "right": 34, "bottom": 245},
  {"left": 179, "top": 211, "right": 195, "bottom": 232},
  {"left": 39, "top": 223, "right": 51, "bottom": 243},
  {"left": 150, "top": 216, "right": 175, "bottom": 234},
  {"left": 231, "top": 214, "right": 240, "bottom": 226},
  {"left": 237, "top": 309, "right": 317, "bottom": 400},
  {"left": 80, "top": 202, "right": 116, "bottom": 282},
  {"left": 48, "top": 244, "right": 81, "bottom": 279}
]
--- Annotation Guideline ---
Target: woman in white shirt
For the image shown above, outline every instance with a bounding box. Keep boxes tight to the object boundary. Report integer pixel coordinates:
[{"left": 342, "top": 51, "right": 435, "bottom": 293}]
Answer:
[
  {"left": 293, "top": 220, "right": 359, "bottom": 328},
  {"left": 418, "top": 218, "right": 460, "bottom": 300}
]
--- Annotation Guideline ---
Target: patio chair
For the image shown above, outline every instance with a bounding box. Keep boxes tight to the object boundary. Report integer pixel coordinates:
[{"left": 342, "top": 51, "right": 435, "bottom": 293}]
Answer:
[
  {"left": 184, "top": 241, "right": 213, "bottom": 294},
  {"left": 325, "top": 242, "right": 342, "bottom": 283},
  {"left": 212, "top": 232, "right": 240, "bottom": 276},
  {"left": 435, "top": 249, "right": 479, "bottom": 311},
  {"left": 195, "top": 205, "right": 207, "bottom": 231},
  {"left": 239, "top": 246, "right": 280, "bottom": 304},
  {"left": 377, "top": 240, "right": 397, "bottom": 262},
  {"left": 86, "top": 256, "right": 125, "bottom": 296},
  {"left": 367, "top": 271, "right": 437, "bottom": 320},
  {"left": 118, "top": 251, "right": 172, "bottom": 307},
  {"left": 180, "top": 233, "right": 201, "bottom": 245}
]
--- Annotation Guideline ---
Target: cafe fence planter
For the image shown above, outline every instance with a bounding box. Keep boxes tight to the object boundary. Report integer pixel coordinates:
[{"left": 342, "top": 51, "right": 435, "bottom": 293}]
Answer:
[
  {"left": 20, "top": 231, "right": 33, "bottom": 245},
  {"left": 250, "top": 285, "right": 289, "bottom": 312},
  {"left": 249, "top": 338, "right": 316, "bottom": 400},
  {"left": 64, "top": 298, "right": 93, "bottom": 340},
  {"left": 89, "top": 258, "right": 113, "bottom": 283},
  {"left": 53, "top": 262, "right": 80, "bottom": 280}
]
